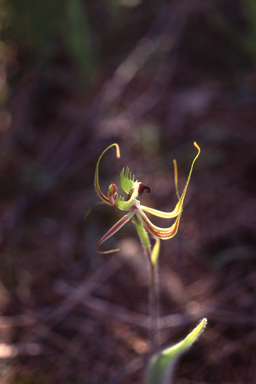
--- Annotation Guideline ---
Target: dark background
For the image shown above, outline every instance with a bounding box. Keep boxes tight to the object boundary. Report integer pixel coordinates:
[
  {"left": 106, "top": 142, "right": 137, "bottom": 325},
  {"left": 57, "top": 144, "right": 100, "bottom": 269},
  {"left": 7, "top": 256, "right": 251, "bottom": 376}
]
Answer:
[{"left": 0, "top": 0, "right": 256, "bottom": 383}]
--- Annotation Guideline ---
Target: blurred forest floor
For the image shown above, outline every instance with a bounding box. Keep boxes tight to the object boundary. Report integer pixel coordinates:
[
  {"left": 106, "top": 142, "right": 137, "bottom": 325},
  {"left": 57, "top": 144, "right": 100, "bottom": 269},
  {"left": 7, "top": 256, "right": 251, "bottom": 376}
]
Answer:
[{"left": 0, "top": 0, "right": 256, "bottom": 383}]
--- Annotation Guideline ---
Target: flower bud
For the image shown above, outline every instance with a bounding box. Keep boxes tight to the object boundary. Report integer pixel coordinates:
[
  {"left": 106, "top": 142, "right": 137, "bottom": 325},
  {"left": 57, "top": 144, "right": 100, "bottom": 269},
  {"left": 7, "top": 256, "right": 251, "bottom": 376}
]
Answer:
[{"left": 108, "top": 183, "right": 117, "bottom": 207}]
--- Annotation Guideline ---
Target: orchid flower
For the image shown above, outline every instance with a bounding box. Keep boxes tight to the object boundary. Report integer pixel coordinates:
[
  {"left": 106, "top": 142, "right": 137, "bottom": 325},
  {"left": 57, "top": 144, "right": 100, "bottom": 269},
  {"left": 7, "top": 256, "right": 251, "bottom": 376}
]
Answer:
[{"left": 95, "top": 142, "right": 200, "bottom": 254}]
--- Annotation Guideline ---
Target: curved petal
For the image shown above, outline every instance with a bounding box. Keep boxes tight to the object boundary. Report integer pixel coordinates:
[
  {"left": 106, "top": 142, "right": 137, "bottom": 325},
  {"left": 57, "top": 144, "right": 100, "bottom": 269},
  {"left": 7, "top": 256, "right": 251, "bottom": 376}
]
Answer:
[
  {"left": 139, "top": 205, "right": 179, "bottom": 219},
  {"left": 97, "top": 210, "right": 136, "bottom": 252},
  {"left": 151, "top": 236, "right": 160, "bottom": 266},
  {"left": 136, "top": 209, "right": 182, "bottom": 240},
  {"left": 94, "top": 143, "right": 120, "bottom": 205},
  {"left": 140, "top": 142, "right": 200, "bottom": 219},
  {"left": 173, "top": 159, "right": 180, "bottom": 200}
]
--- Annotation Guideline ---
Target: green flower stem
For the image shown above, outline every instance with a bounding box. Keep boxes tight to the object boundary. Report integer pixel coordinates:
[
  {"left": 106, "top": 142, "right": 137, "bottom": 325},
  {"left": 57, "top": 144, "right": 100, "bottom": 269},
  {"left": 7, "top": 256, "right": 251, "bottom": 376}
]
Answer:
[
  {"left": 94, "top": 142, "right": 201, "bottom": 360},
  {"left": 146, "top": 248, "right": 159, "bottom": 355},
  {"left": 133, "top": 215, "right": 160, "bottom": 354}
]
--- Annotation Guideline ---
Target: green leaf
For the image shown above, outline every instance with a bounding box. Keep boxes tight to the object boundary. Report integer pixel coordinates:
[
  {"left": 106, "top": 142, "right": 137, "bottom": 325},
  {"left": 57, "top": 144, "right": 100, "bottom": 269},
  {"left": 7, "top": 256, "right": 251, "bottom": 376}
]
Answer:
[{"left": 145, "top": 318, "right": 207, "bottom": 384}]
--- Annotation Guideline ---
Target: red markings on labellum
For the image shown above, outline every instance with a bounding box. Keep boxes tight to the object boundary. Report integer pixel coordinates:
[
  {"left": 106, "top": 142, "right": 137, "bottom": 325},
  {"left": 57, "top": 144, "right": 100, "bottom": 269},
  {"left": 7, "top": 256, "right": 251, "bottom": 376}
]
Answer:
[
  {"left": 127, "top": 183, "right": 151, "bottom": 201},
  {"left": 138, "top": 183, "right": 151, "bottom": 195}
]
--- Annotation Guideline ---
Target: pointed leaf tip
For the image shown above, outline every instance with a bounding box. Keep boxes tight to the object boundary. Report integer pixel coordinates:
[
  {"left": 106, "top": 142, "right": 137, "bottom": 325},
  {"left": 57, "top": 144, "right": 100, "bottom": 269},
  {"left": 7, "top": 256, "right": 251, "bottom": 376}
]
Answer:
[{"left": 145, "top": 318, "right": 207, "bottom": 384}]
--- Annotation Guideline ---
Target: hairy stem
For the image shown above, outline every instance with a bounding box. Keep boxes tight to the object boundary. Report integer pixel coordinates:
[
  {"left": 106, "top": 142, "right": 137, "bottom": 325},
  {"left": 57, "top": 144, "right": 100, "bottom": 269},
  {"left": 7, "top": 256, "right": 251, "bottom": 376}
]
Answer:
[
  {"left": 133, "top": 215, "right": 160, "bottom": 354},
  {"left": 146, "top": 248, "right": 159, "bottom": 355}
]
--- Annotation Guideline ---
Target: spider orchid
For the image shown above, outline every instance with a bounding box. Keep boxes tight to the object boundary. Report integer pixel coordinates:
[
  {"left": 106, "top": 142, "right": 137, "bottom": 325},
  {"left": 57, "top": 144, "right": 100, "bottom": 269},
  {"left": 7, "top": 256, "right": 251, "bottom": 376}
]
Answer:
[{"left": 95, "top": 142, "right": 200, "bottom": 254}]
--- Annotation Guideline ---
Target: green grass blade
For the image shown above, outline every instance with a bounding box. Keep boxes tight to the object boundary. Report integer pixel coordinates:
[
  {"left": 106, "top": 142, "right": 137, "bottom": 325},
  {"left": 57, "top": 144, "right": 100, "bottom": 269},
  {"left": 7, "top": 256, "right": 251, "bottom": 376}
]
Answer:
[{"left": 63, "top": 0, "right": 95, "bottom": 86}]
